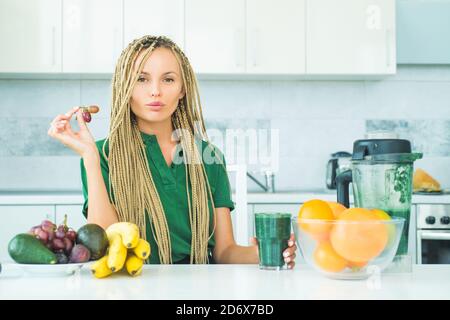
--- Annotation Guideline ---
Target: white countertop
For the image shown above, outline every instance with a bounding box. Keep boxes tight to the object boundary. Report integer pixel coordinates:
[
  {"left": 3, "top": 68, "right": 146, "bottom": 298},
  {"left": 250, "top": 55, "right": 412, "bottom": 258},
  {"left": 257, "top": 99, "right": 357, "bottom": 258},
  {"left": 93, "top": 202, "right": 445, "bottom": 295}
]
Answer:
[
  {"left": 1, "top": 264, "right": 449, "bottom": 300},
  {"left": 0, "top": 191, "right": 450, "bottom": 205}
]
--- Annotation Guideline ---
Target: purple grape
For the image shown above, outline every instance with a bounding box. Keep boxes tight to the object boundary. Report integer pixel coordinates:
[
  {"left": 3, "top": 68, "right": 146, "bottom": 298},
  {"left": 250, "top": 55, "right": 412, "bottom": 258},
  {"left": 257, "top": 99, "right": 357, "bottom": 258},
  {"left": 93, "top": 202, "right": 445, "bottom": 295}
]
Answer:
[
  {"left": 36, "top": 229, "right": 49, "bottom": 244},
  {"left": 33, "top": 227, "right": 42, "bottom": 236},
  {"left": 41, "top": 220, "right": 55, "bottom": 233},
  {"left": 82, "top": 111, "right": 91, "bottom": 123},
  {"left": 55, "top": 227, "right": 66, "bottom": 239},
  {"left": 48, "top": 229, "right": 55, "bottom": 241},
  {"left": 52, "top": 238, "right": 65, "bottom": 250},
  {"left": 28, "top": 225, "right": 39, "bottom": 235},
  {"left": 66, "top": 229, "right": 76, "bottom": 242},
  {"left": 63, "top": 238, "right": 73, "bottom": 254}
]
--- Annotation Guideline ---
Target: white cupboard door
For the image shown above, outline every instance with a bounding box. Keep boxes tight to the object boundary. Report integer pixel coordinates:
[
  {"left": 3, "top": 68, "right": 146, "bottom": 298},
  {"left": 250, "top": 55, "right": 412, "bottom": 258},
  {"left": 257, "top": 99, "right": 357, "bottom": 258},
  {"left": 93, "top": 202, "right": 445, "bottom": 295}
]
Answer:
[
  {"left": 306, "top": 0, "right": 395, "bottom": 74},
  {"left": 0, "top": 0, "right": 62, "bottom": 72},
  {"left": 246, "top": 0, "right": 306, "bottom": 74},
  {"left": 0, "top": 205, "right": 55, "bottom": 262},
  {"left": 124, "top": 0, "right": 185, "bottom": 50},
  {"left": 63, "top": 0, "right": 123, "bottom": 73},
  {"left": 55, "top": 205, "right": 86, "bottom": 232},
  {"left": 185, "top": 0, "right": 245, "bottom": 74}
]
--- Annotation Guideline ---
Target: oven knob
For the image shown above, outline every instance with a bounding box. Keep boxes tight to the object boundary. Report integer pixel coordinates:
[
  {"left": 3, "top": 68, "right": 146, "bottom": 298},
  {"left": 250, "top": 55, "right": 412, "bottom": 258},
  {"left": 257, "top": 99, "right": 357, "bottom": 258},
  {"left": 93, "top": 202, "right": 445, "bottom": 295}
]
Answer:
[
  {"left": 441, "top": 216, "right": 450, "bottom": 225},
  {"left": 425, "top": 216, "right": 436, "bottom": 225}
]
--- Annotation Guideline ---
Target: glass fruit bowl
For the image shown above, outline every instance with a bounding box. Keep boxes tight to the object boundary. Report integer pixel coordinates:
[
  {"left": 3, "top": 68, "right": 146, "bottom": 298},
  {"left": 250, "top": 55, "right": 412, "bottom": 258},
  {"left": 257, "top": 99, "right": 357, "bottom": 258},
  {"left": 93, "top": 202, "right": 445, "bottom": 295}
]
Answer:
[{"left": 292, "top": 217, "right": 405, "bottom": 280}]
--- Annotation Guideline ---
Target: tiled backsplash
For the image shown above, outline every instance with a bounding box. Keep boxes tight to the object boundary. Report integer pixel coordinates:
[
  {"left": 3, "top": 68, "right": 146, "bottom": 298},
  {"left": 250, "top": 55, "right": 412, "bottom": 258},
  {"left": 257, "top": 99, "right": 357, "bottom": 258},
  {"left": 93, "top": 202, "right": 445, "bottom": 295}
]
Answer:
[
  {"left": 367, "top": 120, "right": 450, "bottom": 156},
  {"left": 1, "top": 65, "right": 449, "bottom": 191}
]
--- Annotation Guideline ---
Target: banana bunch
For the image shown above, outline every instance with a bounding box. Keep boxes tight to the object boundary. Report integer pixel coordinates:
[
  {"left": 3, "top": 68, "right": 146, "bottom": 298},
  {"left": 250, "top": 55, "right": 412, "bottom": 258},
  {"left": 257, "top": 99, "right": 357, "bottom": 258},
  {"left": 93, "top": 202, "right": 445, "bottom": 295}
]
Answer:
[{"left": 90, "top": 222, "right": 151, "bottom": 279}]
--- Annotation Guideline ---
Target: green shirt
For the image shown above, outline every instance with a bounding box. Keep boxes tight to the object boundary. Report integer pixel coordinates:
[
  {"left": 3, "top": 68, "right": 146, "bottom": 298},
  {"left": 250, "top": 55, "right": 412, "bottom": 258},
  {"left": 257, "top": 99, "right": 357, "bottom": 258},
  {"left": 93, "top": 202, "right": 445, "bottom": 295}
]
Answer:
[{"left": 80, "top": 131, "right": 235, "bottom": 264}]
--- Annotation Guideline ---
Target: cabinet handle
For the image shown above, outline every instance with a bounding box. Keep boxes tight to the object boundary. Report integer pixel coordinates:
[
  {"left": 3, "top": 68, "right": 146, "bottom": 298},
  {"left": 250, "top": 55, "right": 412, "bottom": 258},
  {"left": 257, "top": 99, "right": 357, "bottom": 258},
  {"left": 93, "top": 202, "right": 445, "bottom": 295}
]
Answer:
[
  {"left": 251, "top": 29, "right": 260, "bottom": 68},
  {"left": 386, "top": 28, "right": 391, "bottom": 68},
  {"left": 52, "top": 26, "right": 56, "bottom": 66},
  {"left": 234, "top": 28, "right": 244, "bottom": 69}
]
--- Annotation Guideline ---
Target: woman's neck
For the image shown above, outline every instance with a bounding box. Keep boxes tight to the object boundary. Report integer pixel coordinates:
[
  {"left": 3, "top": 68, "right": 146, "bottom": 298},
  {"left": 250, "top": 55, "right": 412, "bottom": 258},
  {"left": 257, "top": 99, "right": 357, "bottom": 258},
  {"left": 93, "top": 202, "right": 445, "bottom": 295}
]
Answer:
[{"left": 137, "top": 117, "right": 177, "bottom": 145}]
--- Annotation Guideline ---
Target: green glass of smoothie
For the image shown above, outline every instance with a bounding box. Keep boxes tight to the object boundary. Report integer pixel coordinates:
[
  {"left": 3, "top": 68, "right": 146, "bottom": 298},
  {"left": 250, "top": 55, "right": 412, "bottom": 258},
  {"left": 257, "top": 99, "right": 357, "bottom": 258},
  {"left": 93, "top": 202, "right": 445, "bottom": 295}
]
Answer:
[{"left": 254, "top": 212, "right": 292, "bottom": 270}]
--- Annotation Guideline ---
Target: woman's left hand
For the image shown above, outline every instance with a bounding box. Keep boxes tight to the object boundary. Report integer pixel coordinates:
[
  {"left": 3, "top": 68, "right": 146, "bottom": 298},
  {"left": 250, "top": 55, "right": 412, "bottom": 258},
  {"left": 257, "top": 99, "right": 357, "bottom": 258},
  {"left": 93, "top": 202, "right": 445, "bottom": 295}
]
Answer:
[{"left": 283, "top": 233, "right": 297, "bottom": 269}]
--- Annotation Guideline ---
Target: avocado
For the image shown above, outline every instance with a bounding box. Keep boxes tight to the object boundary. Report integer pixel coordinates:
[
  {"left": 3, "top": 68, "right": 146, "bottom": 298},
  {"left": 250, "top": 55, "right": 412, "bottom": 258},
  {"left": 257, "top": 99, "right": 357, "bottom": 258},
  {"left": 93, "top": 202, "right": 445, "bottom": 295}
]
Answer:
[
  {"left": 76, "top": 224, "right": 108, "bottom": 260},
  {"left": 8, "top": 233, "right": 57, "bottom": 264}
]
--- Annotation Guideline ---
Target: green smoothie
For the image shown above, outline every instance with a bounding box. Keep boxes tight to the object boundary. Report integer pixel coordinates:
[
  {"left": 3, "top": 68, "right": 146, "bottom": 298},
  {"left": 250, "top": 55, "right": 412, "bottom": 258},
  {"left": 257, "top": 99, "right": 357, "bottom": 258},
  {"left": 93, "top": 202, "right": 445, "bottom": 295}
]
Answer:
[
  {"left": 381, "top": 208, "right": 410, "bottom": 256},
  {"left": 254, "top": 212, "right": 291, "bottom": 270}
]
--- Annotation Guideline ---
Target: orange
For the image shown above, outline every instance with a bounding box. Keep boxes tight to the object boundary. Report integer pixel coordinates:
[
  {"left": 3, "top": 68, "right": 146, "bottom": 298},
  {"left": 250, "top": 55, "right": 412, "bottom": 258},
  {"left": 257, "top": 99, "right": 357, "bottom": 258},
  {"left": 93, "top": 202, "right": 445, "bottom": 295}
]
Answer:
[
  {"left": 371, "top": 209, "right": 391, "bottom": 220},
  {"left": 313, "top": 241, "right": 348, "bottom": 273},
  {"left": 298, "top": 199, "right": 334, "bottom": 242},
  {"left": 330, "top": 208, "right": 388, "bottom": 262},
  {"left": 348, "top": 260, "right": 368, "bottom": 270},
  {"left": 371, "top": 208, "right": 397, "bottom": 248},
  {"left": 327, "top": 201, "right": 347, "bottom": 219}
]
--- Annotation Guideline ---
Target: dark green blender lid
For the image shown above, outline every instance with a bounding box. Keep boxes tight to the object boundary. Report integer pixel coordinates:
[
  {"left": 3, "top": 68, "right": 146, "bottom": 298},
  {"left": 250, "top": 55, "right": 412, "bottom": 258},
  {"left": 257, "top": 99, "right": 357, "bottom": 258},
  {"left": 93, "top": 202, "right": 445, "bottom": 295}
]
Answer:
[{"left": 352, "top": 139, "right": 423, "bottom": 162}]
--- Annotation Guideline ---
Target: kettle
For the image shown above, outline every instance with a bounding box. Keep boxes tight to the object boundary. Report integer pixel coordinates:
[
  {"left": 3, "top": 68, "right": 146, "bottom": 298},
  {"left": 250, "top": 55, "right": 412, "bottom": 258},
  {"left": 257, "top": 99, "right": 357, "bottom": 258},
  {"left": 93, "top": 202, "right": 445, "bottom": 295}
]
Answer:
[{"left": 326, "top": 151, "right": 352, "bottom": 189}]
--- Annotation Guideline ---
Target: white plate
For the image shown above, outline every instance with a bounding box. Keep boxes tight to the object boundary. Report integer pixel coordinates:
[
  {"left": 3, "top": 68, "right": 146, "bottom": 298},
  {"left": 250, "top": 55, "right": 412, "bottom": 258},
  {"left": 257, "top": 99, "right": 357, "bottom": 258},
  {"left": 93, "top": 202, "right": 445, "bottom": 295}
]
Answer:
[{"left": 9, "top": 263, "right": 86, "bottom": 277}]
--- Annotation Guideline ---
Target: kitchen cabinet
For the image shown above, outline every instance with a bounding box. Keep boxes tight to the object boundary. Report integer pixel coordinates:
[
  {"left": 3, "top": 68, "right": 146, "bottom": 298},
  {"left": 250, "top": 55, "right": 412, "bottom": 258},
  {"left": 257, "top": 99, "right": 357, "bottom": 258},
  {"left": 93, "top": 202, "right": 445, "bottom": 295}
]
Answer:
[
  {"left": 397, "top": 0, "right": 450, "bottom": 64},
  {"left": 0, "top": 0, "right": 62, "bottom": 73},
  {"left": 62, "top": 0, "right": 123, "bottom": 73},
  {"left": 124, "top": 0, "right": 185, "bottom": 50},
  {"left": 55, "top": 205, "right": 86, "bottom": 231},
  {"left": 246, "top": 0, "right": 306, "bottom": 74},
  {"left": 306, "top": 0, "right": 396, "bottom": 75},
  {"left": 185, "top": 0, "right": 306, "bottom": 75},
  {"left": 185, "top": 0, "right": 246, "bottom": 74},
  {"left": 0, "top": 205, "right": 55, "bottom": 262},
  {"left": 0, "top": 0, "right": 397, "bottom": 76}
]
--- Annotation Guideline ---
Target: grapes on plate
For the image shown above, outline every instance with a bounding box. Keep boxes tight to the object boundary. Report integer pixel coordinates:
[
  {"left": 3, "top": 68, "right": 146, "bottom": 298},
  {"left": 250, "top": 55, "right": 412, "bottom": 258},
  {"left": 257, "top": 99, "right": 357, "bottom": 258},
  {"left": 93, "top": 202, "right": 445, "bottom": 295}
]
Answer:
[
  {"left": 52, "top": 238, "right": 65, "bottom": 250},
  {"left": 26, "top": 214, "right": 80, "bottom": 264},
  {"left": 66, "top": 229, "right": 76, "bottom": 242}
]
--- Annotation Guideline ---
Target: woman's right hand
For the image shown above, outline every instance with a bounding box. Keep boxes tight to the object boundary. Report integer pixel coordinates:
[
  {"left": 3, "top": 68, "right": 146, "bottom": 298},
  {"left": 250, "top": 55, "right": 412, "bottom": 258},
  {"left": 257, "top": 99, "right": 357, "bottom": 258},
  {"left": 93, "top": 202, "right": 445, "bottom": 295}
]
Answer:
[{"left": 48, "top": 106, "right": 97, "bottom": 158}]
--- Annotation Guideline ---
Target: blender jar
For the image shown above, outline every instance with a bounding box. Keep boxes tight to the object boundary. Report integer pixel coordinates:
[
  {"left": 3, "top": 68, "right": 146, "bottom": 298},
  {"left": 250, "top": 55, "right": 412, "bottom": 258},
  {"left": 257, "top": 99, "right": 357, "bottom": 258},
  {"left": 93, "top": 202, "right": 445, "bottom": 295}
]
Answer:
[{"left": 336, "top": 139, "right": 422, "bottom": 272}]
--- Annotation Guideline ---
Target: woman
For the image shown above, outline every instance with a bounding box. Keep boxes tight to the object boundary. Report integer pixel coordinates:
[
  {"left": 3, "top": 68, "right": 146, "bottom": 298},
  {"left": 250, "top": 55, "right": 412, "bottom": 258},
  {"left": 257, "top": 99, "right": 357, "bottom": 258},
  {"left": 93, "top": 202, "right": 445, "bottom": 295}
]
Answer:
[{"left": 48, "top": 35, "right": 296, "bottom": 267}]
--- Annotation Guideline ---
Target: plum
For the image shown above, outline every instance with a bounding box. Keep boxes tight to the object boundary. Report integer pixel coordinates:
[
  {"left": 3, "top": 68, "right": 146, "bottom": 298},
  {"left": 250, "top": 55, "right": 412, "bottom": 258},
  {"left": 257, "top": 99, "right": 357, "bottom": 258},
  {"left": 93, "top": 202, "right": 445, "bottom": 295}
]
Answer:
[{"left": 69, "top": 244, "right": 91, "bottom": 263}]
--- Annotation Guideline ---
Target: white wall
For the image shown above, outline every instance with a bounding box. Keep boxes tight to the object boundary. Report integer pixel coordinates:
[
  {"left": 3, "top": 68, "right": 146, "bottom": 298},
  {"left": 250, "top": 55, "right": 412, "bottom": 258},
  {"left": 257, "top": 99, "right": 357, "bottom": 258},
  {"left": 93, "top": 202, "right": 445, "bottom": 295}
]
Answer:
[{"left": 0, "top": 65, "right": 449, "bottom": 192}]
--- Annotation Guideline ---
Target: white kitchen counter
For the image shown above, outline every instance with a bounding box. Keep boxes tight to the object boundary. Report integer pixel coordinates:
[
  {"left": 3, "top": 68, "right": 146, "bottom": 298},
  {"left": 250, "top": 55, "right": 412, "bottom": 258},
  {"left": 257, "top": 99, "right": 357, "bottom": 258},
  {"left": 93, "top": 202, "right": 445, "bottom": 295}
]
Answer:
[
  {"left": 0, "top": 264, "right": 449, "bottom": 300},
  {"left": 1, "top": 191, "right": 450, "bottom": 205}
]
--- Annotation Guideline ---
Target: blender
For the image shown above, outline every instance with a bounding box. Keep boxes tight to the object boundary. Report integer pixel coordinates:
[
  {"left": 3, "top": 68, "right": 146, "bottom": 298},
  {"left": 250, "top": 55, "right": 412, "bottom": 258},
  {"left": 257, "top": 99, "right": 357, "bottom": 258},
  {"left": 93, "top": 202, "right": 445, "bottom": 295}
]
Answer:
[{"left": 336, "top": 138, "right": 422, "bottom": 272}]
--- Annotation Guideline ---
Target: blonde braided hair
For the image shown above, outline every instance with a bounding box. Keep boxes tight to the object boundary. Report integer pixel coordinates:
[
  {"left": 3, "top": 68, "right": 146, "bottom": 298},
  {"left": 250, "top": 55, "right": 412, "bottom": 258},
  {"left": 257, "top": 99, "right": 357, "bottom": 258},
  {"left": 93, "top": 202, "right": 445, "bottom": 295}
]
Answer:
[{"left": 103, "top": 35, "right": 222, "bottom": 264}]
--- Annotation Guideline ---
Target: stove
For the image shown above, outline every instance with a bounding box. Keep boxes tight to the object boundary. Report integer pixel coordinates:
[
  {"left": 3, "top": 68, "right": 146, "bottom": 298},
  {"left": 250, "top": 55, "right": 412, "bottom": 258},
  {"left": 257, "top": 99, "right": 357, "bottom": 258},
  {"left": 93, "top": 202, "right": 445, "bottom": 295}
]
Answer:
[{"left": 416, "top": 204, "right": 450, "bottom": 264}]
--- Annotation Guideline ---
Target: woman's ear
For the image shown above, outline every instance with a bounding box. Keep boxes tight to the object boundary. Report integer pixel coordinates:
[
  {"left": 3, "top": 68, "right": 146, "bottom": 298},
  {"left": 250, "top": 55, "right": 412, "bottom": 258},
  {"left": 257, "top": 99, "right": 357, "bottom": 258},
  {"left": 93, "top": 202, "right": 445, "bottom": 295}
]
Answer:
[{"left": 178, "top": 88, "right": 185, "bottom": 100}]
